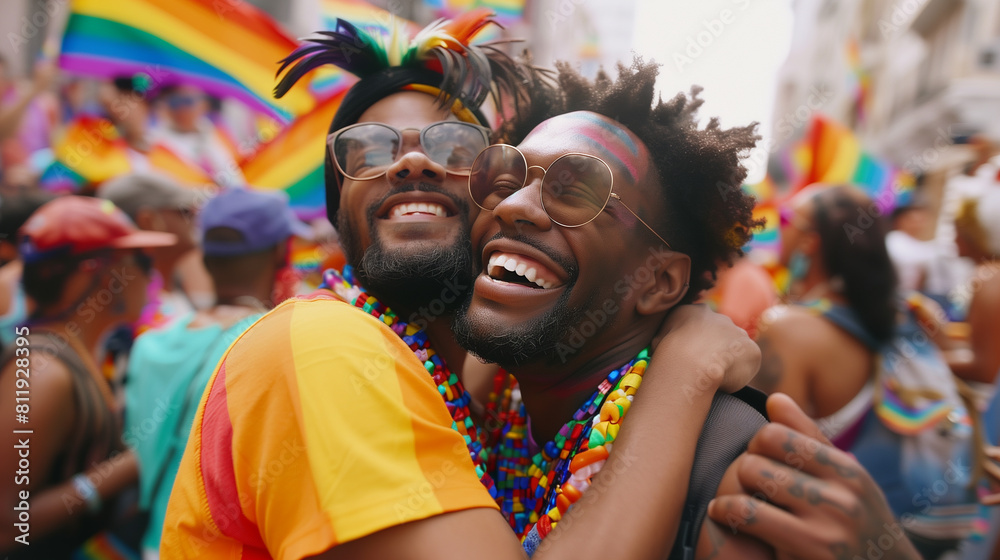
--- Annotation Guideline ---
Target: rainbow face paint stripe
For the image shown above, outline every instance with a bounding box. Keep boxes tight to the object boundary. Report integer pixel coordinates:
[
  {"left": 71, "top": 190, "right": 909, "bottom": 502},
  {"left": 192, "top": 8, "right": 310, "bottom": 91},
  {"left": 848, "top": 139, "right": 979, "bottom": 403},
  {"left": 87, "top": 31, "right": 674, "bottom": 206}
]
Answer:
[{"left": 529, "top": 111, "right": 648, "bottom": 183}]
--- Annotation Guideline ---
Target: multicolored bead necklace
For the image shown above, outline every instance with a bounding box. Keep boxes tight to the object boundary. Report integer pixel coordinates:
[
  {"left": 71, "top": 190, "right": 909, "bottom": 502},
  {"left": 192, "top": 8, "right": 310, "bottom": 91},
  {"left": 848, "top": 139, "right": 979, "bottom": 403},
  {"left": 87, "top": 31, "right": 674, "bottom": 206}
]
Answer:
[
  {"left": 319, "top": 265, "right": 497, "bottom": 499},
  {"left": 489, "top": 348, "right": 651, "bottom": 555}
]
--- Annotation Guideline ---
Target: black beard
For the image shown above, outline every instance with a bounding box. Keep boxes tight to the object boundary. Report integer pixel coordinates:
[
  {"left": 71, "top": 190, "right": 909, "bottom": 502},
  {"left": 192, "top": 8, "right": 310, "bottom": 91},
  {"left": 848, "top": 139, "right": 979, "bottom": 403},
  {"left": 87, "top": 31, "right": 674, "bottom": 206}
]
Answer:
[
  {"left": 452, "top": 234, "right": 595, "bottom": 370},
  {"left": 336, "top": 184, "right": 474, "bottom": 315}
]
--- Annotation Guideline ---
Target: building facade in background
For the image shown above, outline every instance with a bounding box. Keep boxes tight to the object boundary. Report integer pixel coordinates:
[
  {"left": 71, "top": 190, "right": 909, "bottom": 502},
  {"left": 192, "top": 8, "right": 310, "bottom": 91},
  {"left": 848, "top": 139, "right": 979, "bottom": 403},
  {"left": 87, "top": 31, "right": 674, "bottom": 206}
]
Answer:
[{"left": 773, "top": 0, "right": 1000, "bottom": 225}]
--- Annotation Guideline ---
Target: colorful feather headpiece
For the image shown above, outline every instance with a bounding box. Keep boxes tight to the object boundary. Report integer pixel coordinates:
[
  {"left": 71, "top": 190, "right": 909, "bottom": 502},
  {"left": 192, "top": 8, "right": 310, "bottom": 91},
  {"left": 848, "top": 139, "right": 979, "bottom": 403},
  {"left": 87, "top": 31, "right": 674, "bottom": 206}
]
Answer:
[
  {"left": 275, "top": 9, "right": 520, "bottom": 127},
  {"left": 273, "top": 9, "right": 530, "bottom": 223}
]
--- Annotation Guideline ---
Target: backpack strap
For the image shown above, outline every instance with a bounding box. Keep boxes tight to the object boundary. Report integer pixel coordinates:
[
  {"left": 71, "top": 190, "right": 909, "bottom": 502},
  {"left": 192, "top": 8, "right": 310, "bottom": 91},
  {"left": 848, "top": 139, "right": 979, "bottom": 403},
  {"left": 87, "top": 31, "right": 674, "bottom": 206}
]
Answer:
[{"left": 669, "top": 387, "right": 769, "bottom": 559}]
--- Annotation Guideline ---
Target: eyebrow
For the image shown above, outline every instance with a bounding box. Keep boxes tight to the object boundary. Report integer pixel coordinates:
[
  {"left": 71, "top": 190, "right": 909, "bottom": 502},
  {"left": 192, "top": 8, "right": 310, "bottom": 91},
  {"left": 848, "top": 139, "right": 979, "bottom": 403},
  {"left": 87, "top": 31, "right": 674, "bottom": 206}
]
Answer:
[{"left": 564, "top": 113, "right": 640, "bottom": 182}]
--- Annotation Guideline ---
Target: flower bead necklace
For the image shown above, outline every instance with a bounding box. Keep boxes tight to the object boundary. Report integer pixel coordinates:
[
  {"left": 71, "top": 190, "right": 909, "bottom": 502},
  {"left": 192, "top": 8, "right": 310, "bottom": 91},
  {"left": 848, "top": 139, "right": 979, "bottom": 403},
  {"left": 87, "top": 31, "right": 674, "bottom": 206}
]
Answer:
[
  {"left": 320, "top": 266, "right": 497, "bottom": 499},
  {"left": 489, "top": 348, "right": 650, "bottom": 555}
]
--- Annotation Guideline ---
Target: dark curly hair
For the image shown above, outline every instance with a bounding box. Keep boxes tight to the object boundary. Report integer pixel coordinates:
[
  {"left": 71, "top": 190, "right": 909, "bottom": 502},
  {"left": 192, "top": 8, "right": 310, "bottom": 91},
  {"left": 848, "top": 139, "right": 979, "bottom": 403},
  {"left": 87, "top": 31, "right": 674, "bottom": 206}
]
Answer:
[{"left": 500, "top": 57, "right": 763, "bottom": 303}]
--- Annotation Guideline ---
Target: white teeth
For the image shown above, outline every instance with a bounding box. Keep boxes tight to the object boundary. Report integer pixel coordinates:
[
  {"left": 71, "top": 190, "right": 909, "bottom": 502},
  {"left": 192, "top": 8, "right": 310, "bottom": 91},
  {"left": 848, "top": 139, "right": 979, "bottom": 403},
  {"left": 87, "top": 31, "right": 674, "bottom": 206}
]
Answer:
[
  {"left": 486, "top": 254, "right": 556, "bottom": 289},
  {"left": 389, "top": 202, "right": 447, "bottom": 218}
]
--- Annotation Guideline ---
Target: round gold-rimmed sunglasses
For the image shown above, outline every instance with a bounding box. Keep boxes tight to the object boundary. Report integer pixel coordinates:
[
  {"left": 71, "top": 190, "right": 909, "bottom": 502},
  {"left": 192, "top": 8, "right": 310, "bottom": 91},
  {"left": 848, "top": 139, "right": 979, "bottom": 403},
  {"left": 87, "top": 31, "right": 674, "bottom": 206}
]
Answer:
[
  {"left": 327, "top": 122, "right": 491, "bottom": 181},
  {"left": 468, "top": 144, "right": 672, "bottom": 248}
]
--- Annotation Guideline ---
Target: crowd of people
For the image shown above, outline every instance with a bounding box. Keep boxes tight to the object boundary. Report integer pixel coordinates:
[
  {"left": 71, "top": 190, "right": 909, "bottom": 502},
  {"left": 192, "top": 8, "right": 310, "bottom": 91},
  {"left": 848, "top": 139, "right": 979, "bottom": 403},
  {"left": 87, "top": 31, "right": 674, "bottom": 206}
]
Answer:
[{"left": 0, "top": 9, "right": 998, "bottom": 560}]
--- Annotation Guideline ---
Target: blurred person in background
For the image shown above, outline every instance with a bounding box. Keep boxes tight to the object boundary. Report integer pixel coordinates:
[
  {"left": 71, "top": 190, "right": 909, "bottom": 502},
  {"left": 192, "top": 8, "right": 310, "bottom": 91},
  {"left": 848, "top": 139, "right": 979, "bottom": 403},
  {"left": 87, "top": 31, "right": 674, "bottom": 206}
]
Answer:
[
  {"left": 100, "top": 75, "right": 154, "bottom": 158},
  {"left": 0, "top": 56, "right": 58, "bottom": 172},
  {"left": 0, "top": 190, "right": 57, "bottom": 352},
  {"left": 920, "top": 190, "right": 1000, "bottom": 412},
  {"left": 150, "top": 84, "right": 245, "bottom": 187},
  {"left": 753, "top": 184, "right": 979, "bottom": 558},
  {"left": 886, "top": 196, "right": 933, "bottom": 294},
  {"left": 0, "top": 196, "right": 175, "bottom": 558},
  {"left": 125, "top": 188, "right": 291, "bottom": 560},
  {"left": 97, "top": 172, "right": 207, "bottom": 330}
]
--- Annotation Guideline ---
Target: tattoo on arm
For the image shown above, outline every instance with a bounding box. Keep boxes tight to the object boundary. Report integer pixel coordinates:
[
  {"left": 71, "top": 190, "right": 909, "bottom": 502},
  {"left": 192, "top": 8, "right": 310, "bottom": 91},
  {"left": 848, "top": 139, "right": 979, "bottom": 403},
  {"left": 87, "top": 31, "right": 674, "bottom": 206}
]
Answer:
[{"left": 751, "top": 336, "right": 783, "bottom": 393}]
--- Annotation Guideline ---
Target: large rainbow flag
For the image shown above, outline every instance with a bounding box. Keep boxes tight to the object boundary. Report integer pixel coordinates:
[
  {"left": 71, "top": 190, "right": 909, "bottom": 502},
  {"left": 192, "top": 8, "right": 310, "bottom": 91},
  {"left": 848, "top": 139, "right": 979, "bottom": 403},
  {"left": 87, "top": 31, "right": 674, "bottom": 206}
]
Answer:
[
  {"left": 58, "top": 0, "right": 315, "bottom": 120},
  {"left": 241, "top": 91, "right": 345, "bottom": 221}
]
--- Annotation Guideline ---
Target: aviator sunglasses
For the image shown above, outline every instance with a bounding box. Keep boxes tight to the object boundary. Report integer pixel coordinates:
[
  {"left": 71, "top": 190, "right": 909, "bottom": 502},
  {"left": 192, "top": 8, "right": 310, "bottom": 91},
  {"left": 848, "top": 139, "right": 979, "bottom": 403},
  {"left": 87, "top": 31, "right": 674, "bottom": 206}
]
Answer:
[
  {"left": 468, "top": 144, "right": 672, "bottom": 248},
  {"left": 327, "top": 122, "right": 491, "bottom": 181}
]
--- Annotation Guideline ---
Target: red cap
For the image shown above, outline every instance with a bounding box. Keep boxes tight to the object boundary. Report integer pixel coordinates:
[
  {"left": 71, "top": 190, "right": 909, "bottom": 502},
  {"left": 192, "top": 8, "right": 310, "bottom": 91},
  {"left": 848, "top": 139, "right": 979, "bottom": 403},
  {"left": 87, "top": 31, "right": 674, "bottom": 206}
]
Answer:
[{"left": 19, "top": 196, "right": 177, "bottom": 263}]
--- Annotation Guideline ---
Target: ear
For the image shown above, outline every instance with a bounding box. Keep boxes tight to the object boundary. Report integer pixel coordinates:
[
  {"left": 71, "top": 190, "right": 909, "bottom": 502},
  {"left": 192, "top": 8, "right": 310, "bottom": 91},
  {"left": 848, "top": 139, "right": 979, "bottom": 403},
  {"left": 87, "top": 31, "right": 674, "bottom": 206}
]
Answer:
[
  {"left": 273, "top": 240, "right": 290, "bottom": 268},
  {"left": 635, "top": 251, "right": 692, "bottom": 316}
]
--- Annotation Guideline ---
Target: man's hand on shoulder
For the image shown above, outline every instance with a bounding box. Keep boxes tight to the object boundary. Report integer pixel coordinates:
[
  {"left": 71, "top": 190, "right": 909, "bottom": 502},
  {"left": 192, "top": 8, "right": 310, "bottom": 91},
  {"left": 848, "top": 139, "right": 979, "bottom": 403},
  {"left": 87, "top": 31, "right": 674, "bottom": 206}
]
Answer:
[
  {"left": 706, "top": 394, "right": 921, "bottom": 560},
  {"left": 652, "top": 304, "right": 761, "bottom": 393}
]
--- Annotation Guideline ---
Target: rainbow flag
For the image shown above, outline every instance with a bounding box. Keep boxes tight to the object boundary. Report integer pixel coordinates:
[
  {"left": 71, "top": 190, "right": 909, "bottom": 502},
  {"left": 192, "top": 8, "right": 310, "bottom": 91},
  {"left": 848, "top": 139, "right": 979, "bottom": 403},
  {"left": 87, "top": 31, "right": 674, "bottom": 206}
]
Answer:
[
  {"left": 147, "top": 143, "right": 215, "bottom": 186},
  {"left": 39, "top": 116, "right": 131, "bottom": 193},
  {"left": 38, "top": 116, "right": 220, "bottom": 192},
  {"left": 241, "top": 92, "right": 345, "bottom": 221},
  {"left": 742, "top": 176, "right": 780, "bottom": 264},
  {"left": 799, "top": 115, "right": 913, "bottom": 212},
  {"left": 424, "top": 0, "right": 525, "bottom": 25},
  {"left": 58, "top": 0, "right": 315, "bottom": 121},
  {"left": 846, "top": 38, "right": 871, "bottom": 126}
]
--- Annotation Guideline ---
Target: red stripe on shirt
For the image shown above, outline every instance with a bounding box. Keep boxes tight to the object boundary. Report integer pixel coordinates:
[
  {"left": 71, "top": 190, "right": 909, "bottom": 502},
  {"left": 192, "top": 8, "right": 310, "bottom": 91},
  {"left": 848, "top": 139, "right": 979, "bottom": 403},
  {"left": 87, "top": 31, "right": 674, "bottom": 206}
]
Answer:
[{"left": 200, "top": 361, "right": 267, "bottom": 551}]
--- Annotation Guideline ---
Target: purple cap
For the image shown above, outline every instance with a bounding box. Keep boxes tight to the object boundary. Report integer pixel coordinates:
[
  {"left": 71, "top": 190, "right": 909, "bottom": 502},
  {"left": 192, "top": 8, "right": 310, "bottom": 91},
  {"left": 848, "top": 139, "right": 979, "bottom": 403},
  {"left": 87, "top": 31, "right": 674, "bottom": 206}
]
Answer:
[{"left": 200, "top": 188, "right": 293, "bottom": 257}]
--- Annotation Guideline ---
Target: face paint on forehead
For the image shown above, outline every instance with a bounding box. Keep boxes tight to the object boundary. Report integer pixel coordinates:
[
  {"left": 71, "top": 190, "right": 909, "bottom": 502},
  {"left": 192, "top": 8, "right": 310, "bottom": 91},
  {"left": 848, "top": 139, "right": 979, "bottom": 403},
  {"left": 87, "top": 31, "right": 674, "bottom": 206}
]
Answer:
[{"left": 529, "top": 112, "right": 644, "bottom": 183}]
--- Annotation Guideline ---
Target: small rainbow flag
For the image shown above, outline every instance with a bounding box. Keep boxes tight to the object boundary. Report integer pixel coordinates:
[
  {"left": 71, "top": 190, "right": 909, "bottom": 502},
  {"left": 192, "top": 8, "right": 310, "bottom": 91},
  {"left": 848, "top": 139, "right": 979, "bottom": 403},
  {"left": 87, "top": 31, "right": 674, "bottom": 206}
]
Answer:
[
  {"left": 39, "top": 116, "right": 131, "bottom": 193},
  {"left": 741, "top": 176, "right": 780, "bottom": 265},
  {"left": 424, "top": 0, "right": 525, "bottom": 25},
  {"left": 242, "top": 92, "right": 346, "bottom": 221},
  {"left": 875, "top": 379, "right": 961, "bottom": 436},
  {"left": 798, "top": 115, "right": 913, "bottom": 212},
  {"left": 59, "top": 0, "right": 315, "bottom": 121},
  {"left": 38, "top": 116, "right": 219, "bottom": 192}
]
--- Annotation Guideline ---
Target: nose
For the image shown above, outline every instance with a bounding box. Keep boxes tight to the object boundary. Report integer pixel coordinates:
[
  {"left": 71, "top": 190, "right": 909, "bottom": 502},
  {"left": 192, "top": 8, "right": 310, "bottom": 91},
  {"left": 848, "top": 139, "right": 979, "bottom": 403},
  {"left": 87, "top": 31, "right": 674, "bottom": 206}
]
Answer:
[
  {"left": 491, "top": 176, "right": 552, "bottom": 233},
  {"left": 385, "top": 131, "right": 447, "bottom": 186}
]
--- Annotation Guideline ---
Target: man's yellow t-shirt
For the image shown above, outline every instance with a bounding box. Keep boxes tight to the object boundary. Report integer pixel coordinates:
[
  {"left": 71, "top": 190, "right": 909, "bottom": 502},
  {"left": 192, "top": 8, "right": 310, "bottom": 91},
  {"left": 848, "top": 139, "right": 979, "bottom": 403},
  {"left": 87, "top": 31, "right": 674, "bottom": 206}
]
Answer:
[{"left": 160, "top": 292, "right": 498, "bottom": 559}]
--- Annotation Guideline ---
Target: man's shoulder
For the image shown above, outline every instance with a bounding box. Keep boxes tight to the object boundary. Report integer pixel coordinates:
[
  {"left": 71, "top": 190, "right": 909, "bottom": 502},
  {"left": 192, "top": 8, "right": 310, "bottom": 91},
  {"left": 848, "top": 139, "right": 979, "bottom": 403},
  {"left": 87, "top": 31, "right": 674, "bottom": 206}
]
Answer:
[
  {"left": 260, "top": 291, "right": 390, "bottom": 334},
  {"left": 220, "top": 293, "right": 411, "bottom": 383}
]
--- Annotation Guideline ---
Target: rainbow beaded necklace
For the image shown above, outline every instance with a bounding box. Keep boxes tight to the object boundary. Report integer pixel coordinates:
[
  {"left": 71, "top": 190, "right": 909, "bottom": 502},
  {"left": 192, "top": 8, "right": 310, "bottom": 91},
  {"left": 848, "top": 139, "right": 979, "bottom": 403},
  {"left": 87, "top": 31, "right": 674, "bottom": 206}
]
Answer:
[
  {"left": 319, "top": 266, "right": 497, "bottom": 499},
  {"left": 488, "top": 348, "right": 650, "bottom": 555}
]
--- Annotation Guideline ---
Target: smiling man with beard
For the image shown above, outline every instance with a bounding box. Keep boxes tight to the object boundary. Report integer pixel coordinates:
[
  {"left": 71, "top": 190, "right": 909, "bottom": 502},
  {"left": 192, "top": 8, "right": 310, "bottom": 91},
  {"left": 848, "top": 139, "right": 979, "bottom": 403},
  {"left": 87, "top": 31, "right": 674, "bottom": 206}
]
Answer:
[{"left": 453, "top": 59, "right": 923, "bottom": 560}]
